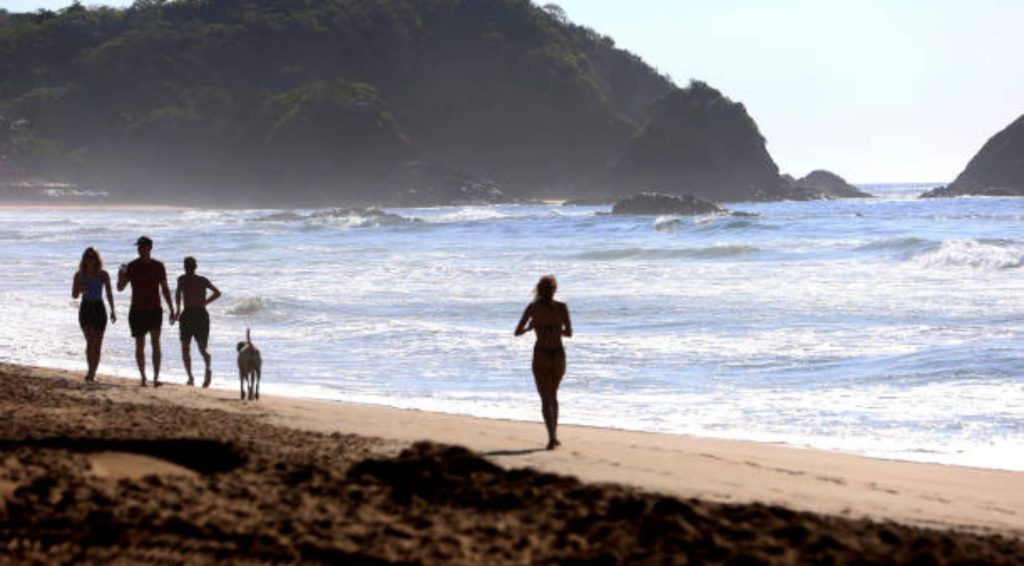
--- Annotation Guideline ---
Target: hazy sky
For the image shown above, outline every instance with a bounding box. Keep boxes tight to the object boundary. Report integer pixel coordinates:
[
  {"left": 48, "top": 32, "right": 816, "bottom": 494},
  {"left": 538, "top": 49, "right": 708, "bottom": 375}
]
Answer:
[{"left": 4, "top": 0, "right": 1023, "bottom": 182}]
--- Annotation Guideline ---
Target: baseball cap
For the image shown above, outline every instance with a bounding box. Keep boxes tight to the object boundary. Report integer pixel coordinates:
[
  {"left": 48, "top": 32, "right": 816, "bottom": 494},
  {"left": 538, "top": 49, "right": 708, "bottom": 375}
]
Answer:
[{"left": 135, "top": 236, "right": 153, "bottom": 247}]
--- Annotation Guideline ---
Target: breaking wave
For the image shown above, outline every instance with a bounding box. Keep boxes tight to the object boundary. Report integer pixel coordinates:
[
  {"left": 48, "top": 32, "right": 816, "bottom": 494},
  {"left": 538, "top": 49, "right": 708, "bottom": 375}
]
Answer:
[
  {"left": 255, "top": 209, "right": 412, "bottom": 228},
  {"left": 911, "top": 240, "right": 1024, "bottom": 270},
  {"left": 226, "top": 296, "right": 268, "bottom": 316},
  {"left": 854, "top": 237, "right": 938, "bottom": 258},
  {"left": 416, "top": 207, "right": 515, "bottom": 224}
]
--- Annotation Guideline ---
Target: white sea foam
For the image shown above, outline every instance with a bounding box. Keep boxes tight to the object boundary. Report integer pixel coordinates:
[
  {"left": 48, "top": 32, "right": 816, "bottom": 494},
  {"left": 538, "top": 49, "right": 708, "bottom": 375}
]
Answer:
[
  {"left": 654, "top": 215, "right": 680, "bottom": 232},
  {"left": 912, "top": 240, "right": 1024, "bottom": 270},
  {"left": 226, "top": 296, "right": 267, "bottom": 316},
  {"left": 416, "top": 206, "right": 514, "bottom": 224}
]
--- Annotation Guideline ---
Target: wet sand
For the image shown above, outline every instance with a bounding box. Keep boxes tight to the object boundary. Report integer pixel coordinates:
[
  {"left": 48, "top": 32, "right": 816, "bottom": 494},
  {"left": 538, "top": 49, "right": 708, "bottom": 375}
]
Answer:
[{"left": 2, "top": 362, "right": 1023, "bottom": 564}]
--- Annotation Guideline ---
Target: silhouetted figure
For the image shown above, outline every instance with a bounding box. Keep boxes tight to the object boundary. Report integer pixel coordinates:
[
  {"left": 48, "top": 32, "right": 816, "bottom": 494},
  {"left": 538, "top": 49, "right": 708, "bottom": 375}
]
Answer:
[
  {"left": 175, "top": 256, "right": 221, "bottom": 387},
  {"left": 514, "top": 275, "right": 573, "bottom": 450},
  {"left": 117, "top": 236, "right": 175, "bottom": 387},
  {"left": 71, "top": 247, "right": 116, "bottom": 381}
]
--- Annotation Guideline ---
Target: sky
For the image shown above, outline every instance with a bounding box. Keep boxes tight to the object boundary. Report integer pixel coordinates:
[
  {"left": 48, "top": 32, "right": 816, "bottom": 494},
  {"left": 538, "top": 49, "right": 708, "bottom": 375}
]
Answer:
[{"left": 3, "top": 0, "right": 1023, "bottom": 183}]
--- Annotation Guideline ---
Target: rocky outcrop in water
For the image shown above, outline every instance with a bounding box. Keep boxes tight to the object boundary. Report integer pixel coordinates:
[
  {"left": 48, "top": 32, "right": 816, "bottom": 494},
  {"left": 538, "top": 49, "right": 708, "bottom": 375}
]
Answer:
[
  {"left": 921, "top": 114, "right": 1024, "bottom": 198},
  {"left": 611, "top": 192, "right": 724, "bottom": 215},
  {"left": 783, "top": 170, "right": 872, "bottom": 199}
]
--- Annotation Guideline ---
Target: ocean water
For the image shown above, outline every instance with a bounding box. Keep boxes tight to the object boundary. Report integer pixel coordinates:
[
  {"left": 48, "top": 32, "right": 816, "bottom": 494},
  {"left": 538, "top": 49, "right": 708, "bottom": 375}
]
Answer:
[{"left": 2, "top": 184, "right": 1023, "bottom": 471}]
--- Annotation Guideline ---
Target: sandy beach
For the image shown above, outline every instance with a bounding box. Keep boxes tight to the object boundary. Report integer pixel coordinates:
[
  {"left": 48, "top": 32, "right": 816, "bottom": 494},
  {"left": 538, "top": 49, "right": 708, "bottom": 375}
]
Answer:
[{"left": 2, "top": 362, "right": 1023, "bottom": 563}]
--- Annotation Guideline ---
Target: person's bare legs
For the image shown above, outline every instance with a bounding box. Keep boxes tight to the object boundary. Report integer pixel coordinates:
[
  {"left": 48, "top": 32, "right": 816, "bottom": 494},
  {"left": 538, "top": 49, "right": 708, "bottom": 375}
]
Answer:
[
  {"left": 533, "top": 351, "right": 565, "bottom": 449},
  {"left": 134, "top": 334, "right": 147, "bottom": 386},
  {"left": 197, "top": 336, "right": 212, "bottom": 388},
  {"left": 181, "top": 338, "right": 194, "bottom": 386},
  {"left": 150, "top": 329, "right": 162, "bottom": 387},
  {"left": 551, "top": 353, "right": 565, "bottom": 445},
  {"left": 85, "top": 328, "right": 105, "bottom": 381},
  {"left": 94, "top": 329, "right": 105, "bottom": 381},
  {"left": 82, "top": 328, "right": 95, "bottom": 381}
]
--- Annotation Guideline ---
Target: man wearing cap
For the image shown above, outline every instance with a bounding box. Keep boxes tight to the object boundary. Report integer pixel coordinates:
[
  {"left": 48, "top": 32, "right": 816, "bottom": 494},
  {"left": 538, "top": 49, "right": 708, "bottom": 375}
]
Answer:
[{"left": 117, "top": 236, "right": 176, "bottom": 387}]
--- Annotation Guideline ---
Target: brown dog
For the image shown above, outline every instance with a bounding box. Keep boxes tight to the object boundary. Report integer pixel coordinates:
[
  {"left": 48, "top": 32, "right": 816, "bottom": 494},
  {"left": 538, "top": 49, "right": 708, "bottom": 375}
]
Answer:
[{"left": 236, "top": 328, "right": 262, "bottom": 401}]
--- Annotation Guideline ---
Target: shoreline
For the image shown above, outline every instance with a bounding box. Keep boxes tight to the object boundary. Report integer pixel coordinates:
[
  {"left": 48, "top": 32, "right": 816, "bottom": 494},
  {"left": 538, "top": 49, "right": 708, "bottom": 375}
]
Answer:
[
  {"left": 5, "top": 362, "right": 1024, "bottom": 538},
  {"left": 240, "top": 386, "right": 1024, "bottom": 475},
  {"left": 30, "top": 357, "right": 1022, "bottom": 475}
]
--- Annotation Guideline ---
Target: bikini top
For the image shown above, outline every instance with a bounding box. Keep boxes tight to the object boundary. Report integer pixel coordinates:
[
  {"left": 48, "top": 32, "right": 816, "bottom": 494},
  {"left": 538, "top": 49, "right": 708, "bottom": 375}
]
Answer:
[{"left": 80, "top": 274, "right": 104, "bottom": 301}]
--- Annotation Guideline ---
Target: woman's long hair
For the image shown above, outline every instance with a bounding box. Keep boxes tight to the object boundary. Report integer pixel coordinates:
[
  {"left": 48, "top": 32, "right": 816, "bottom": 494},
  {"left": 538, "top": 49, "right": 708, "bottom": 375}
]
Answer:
[
  {"left": 78, "top": 247, "right": 103, "bottom": 278},
  {"left": 534, "top": 274, "right": 557, "bottom": 304}
]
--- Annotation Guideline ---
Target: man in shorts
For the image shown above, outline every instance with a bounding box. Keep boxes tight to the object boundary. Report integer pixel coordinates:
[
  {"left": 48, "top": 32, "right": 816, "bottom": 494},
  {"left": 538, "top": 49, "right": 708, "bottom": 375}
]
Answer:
[
  {"left": 117, "top": 236, "right": 176, "bottom": 387},
  {"left": 175, "top": 256, "right": 221, "bottom": 387}
]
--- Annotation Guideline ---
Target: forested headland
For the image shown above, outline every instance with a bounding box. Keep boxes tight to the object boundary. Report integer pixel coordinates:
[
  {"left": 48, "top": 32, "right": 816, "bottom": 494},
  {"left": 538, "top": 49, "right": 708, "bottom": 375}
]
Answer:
[{"left": 1, "top": 0, "right": 800, "bottom": 205}]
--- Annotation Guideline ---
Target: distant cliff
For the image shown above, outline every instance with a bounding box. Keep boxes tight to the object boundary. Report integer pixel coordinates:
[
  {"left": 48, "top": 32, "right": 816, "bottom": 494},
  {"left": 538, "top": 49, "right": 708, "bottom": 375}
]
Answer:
[
  {"left": 921, "top": 114, "right": 1024, "bottom": 198},
  {"left": 0, "top": 0, "right": 803, "bottom": 206}
]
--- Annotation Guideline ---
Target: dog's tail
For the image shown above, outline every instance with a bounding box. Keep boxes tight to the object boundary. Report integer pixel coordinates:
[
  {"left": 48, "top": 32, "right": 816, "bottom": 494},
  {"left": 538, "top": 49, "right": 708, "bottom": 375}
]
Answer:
[{"left": 246, "top": 327, "right": 252, "bottom": 345}]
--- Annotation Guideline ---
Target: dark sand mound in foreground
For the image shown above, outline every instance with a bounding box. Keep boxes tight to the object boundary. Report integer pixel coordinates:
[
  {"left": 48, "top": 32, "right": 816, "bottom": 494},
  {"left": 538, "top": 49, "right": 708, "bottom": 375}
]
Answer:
[{"left": 1, "top": 369, "right": 1023, "bottom": 564}]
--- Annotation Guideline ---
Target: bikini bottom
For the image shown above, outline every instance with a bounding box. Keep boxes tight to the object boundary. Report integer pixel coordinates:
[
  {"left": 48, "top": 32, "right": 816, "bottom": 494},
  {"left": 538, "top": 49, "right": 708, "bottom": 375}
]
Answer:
[{"left": 534, "top": 344, "right": 565, "bottom": 361}]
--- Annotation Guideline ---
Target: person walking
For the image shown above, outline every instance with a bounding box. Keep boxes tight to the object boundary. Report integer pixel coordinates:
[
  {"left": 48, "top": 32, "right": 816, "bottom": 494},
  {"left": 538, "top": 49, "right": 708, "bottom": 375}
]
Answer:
[
  {"left": 175, "top": 256, "right": 221, "bottom": 387},
  {"left": 514, "top": 275, "right": 573, "bottom": 450},
  {"left": 71, "top": 247, "right": 116, "bottom": 381},
  {"left": 117, "top": 236, "right": 175, "bottom": 387}
]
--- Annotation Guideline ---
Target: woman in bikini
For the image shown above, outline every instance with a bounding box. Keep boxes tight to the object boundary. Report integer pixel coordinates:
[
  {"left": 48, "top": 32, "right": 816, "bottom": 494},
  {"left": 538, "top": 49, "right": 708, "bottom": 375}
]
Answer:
[
  {"left": 72, "top": 247, "right": 116, "bottom": 381},
  {"left": 514, "top": 275, "right": 573, "bottom": 449}
]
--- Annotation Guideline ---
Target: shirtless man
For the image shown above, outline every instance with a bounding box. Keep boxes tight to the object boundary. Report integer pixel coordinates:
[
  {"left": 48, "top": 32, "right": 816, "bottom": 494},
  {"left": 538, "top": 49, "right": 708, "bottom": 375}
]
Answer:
[
  {"left": 175, "top": 256, "right": 221, "bottom": 387},
  {"left": 117, "top": 236, "right": 175, "bottom": 387}
]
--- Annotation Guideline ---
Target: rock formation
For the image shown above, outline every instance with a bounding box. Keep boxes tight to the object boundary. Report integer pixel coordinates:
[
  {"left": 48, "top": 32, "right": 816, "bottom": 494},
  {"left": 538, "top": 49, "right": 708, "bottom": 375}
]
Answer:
[
  {"left": 921, "top": 114, "right": 1024, "bottom": 198},
  {"left": 611, "top": 192, "right": 724, "bottom": 215},
  {"left": 612, "top": 82, "right": 788, "bottom": 203},
  {"left": 785, "top": 170, "right": 872, "bottom": 199}
]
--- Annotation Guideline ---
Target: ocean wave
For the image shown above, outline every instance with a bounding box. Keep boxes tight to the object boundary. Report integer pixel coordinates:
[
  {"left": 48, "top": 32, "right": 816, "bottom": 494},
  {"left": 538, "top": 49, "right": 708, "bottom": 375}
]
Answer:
[
  {"left": 309, "top": 213, "right": 409, "bottom": 229},
  {"left": 179, "top": 209, "right": 238, "bottom": 223},
  {"left": 911, "top": 240, "right": 1024, "bottom": 270},
  {"left": 650, "top": 214, "right": 760, "bottom": 234},
  {"left": 574, "top": 245, "right": 760, "bottom": 261},
  {"left": 654, "top": 216, "right": 681, "bottom": 232},
  {"left": 226, "top": 296, "right": 268, "bottom": 316},
  {"left": 692, "top": 217, "right": 760, "bottom": 232},
  {"left": 255, "top": 208, "right": 412, "bottom": 228},
  {"left": 416, "top": 207, "right": 514, "bottom": 224},
  {"left": 854, "top": 237, "right": 938, "bottom": 258}
]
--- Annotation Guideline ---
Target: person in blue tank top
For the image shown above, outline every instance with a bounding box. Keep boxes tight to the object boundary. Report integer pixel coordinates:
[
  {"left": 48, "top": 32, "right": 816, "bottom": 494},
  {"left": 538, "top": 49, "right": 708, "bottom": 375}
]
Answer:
[{"left": 71, "top": 247, "right": 117, "bottom": 382}]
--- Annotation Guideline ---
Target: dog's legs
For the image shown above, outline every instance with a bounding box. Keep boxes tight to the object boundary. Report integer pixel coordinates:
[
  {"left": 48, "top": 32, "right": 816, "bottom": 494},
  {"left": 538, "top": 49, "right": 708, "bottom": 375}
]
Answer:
[
  {"left": 254, "top": 365, "right": 261, "bottom": 400},
  {"left": 246, "top": 372, "right": 254, "bottom": 401},
  {"left": 239, "top": 368, "right": 246, "bottom": 400}
]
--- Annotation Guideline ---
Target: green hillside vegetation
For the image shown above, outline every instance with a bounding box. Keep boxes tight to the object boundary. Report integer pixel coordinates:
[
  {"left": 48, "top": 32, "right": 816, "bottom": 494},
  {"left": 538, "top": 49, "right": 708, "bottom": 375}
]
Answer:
[{"left": 0, "top": 0, "right": 790, "bottom": 205}]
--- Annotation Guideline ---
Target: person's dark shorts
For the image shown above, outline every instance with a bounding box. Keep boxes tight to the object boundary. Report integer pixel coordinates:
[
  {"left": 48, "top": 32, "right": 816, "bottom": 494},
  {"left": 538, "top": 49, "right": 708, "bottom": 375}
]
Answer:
[
  {"left": 128, "top": 308, "right": 162, "bottom": 337},
  {"left": 179, "top": 307, "right": 210, "bottom": 345},
  {"left": 78, "top": 300, "right": 107, "bottom": 332}
]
